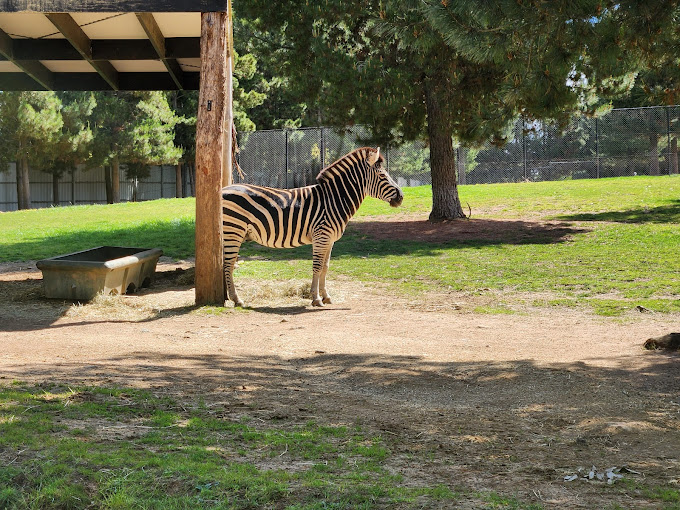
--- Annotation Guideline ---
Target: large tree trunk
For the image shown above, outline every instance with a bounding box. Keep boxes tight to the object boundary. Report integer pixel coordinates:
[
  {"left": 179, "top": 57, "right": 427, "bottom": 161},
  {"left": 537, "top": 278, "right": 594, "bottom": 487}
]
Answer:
[
  {"left": 104, "top": 165, "right": 113, "bottom": 204},
  {"left": 425, "top": 82, "right": 465, "bottom": 221},
  {"left": 111, "top": 156, "right": 120, "bottom": 203},
  {"left": 16, "top": 156, "right": 31, "bottom": 210},
  {"left": 52, "top": 173, "right": 60, "bottom": 206},
  {"left": 649, "top": 134, "right": 660, "bottom": 176},
  {"left": 671, "top": 136, "right": 678, "bottom": 175}
]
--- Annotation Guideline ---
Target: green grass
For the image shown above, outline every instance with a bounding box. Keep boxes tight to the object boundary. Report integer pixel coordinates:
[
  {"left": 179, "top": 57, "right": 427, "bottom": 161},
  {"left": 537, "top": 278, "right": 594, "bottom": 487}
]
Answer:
[
  {"left": 0, "top": 382, "right": 460, "bottom": 509},
  {"left": 0, "top": 198, "right": 196, "bottom": 261},
  {"left": 357, "top": 175, "right": 680, "bottom": 220},
  {"left": 1, "top": 175, "right": 679, "bottom": 315}
]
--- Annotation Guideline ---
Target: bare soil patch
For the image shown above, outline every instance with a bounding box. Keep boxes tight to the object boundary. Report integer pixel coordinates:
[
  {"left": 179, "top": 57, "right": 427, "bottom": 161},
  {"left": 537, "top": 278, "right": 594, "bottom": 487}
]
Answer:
[
  {"left": 350, "top": 215, "right": 589, "bottom": 244},
  {"left": 1, "top": 260, "right": 679, "bottom": 508}
]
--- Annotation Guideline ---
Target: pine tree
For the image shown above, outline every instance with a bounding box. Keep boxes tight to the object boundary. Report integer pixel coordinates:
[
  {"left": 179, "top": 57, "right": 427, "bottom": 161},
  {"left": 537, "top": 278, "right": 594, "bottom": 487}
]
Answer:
[
  {"left": 240, "top": 1, "right": 680, "bottom": 218},
  {"left": 239, "top": 0, "right": 519, "bottom": 220},
  {"left": 422, "top": 0, "right": 680, "bottom": 177},
  {"left": 234, "top": 16, "right": 307, "bottom": 129},
  {"left": 423, "top": 1, "right": 680, "bottom": 119},
  {"left": 0, "top": 91, "right": 63, "bottom": 210},
  {"left": 46, "top": 92, "right": 96, "bottom": 206},
  {"left": 232, "top": 50, "right": 267, "bottom": 132},
  {"left": 89, "top": 91, "right": 183, "bottom": 203}
]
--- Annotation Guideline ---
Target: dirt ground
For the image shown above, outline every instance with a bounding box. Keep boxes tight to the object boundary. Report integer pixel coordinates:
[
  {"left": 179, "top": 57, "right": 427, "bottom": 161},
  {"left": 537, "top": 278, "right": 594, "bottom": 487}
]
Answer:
[{"left": 1, "top": 257, "right": 679, "bottom": 509}]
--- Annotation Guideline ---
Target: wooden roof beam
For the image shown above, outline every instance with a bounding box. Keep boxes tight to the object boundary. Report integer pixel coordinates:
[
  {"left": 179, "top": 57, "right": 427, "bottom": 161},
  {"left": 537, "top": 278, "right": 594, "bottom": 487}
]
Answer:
[
  {"left": 135, "top": 12, "right": 184, "bottom": 89},
  {"left": 0, "top": 1, "right": 230, "bottom": 13},
  {"left": 45, "top": 12, "right": 119, "bottom": 90},
  {"left": 0, "top": 38, "right": 200, "bottom": 61},
  {"left": 0, "top": 27, "right": 53, "bottom": 89},
  {"left": 0, "top": 71, "right": 200, "bottom": 91}
]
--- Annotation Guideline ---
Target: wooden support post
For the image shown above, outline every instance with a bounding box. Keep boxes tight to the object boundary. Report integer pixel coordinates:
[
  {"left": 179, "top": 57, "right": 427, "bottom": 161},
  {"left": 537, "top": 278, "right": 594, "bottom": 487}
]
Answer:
[
  {"left": 195, "top": 10, "right": 233, "bottom": 305},
  {"left": 222, "top": 0, "right": 234, "bottom": 189}
]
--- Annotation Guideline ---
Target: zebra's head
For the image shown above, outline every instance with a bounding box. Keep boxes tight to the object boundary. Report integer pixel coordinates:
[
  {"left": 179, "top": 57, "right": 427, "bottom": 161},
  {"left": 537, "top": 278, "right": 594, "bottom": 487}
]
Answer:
[{"left": 365, "top": 147, "right": 403, "bottom": 208}]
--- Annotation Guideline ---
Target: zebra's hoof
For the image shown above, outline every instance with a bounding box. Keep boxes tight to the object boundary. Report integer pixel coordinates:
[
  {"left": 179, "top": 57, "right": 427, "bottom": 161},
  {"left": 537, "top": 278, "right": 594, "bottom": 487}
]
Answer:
[
  {"left": 322, "top": 296, "right": 332, "bottom": 304},
  {"left": 234, "top": 299, "right": 245, "bottom": 308},
  {"left": 312, "top": 298, "right": 324, "bottom": 307}
]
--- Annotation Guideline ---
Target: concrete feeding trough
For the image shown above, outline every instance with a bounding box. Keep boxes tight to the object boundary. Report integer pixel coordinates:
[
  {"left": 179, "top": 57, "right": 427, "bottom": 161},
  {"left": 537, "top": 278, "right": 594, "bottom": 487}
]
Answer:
[{"left": 37, "top": 246, "right": 163, "bottom": 301}]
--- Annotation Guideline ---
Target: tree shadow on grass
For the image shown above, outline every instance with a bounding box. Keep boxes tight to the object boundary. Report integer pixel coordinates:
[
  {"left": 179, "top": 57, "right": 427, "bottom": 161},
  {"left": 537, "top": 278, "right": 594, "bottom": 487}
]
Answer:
[
  {"left": 239, "top": 218, "right": 589, "bottom": 262},
  {"left": 2, "top": 216, "right": 588, "bottom": 269},
  {"left": 345, "top": 218, "right": 588, "bottom": 246},
  {"left": 0, "top": 216, "right": 589, "bottom": 331},
  {"left": 0, "top": 218, "right": 196, "bottom": 264},
  {"left": 556, "top": 200, "right": 680, "bottom": 224}
]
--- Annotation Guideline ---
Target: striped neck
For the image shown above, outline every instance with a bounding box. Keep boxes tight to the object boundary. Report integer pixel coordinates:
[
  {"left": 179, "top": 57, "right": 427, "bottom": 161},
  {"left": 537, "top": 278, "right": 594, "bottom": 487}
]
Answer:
[{"left": 316, "top": 152, "right": 370, "bottom": 216}]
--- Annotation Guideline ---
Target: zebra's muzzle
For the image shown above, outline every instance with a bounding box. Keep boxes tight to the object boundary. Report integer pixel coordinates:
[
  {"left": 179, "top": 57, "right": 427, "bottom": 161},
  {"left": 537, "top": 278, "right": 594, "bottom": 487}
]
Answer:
[{"left": 390, "top": 189, "right": 404, "bottom": 207}]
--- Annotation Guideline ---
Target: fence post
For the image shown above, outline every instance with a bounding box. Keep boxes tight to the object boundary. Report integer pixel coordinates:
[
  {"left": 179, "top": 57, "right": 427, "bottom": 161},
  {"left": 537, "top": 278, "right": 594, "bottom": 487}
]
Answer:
[
  {"left": 385, "top": 147, "right": 389, "bottom": 173},
  {"left": 160, "top": 165, "right": 164, "bottom": 198},
  {"left": 71, "top": 170, "right": 76, "bottom": 205},
  {"left": 320, "top": 127, "right": 326, "bottom": 169},
  {"left": 522, "top": 118, "right": 528, "bottom": 180},
  {"left": 456, "top": 147, "right": 466, "bottom": 185},
  {"left": 285, "top": 129, "right": 289, "bottom": 188},
  {"left": 595, "top": 117, "right": 600, "bottom": 179},
  {"left": 667, "top": 106, "right": 672, "bottom": 175}
]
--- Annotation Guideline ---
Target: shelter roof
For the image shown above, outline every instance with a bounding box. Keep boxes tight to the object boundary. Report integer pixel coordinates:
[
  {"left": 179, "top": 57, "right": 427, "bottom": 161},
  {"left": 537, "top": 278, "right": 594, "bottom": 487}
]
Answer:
[{"left": 0, "top": 1, "right": 229, "bottom": 90}]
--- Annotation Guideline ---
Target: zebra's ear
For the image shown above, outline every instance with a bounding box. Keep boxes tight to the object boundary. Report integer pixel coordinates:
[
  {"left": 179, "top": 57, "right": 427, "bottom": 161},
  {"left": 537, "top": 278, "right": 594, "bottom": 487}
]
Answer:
[{"left": 367, "top": 147, "right": 380, "bottom": 166}]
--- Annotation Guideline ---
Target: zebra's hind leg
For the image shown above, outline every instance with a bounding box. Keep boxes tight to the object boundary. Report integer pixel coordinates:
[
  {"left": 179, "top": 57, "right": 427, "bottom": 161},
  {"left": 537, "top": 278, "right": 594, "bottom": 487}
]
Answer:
[
  {"left": 224, "top": 257, "right": 244, "bottom": 307},
  {"left": 223, "top": 228, "right": 246, "bottom": 307}
]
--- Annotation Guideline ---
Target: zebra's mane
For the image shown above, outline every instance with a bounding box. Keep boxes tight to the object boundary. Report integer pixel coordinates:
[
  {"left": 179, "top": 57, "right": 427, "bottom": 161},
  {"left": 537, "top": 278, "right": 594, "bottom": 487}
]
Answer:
[{"left": 316, "top": 147, "right": 384, "bottom": 184}]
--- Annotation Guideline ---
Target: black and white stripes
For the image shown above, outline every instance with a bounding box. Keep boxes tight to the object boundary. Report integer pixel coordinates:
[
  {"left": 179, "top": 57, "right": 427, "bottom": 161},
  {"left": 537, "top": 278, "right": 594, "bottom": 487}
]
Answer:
[{"left": 221, "top": 147, "right": 403, "bottom": 307}]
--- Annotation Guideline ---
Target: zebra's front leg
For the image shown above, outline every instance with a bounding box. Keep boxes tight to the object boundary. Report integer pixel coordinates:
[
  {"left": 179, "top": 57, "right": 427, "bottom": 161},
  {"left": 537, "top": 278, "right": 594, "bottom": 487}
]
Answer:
[
  {"left": 311, "top": 240, "right": 332, "bottom": 307},
  {"left": 319, "top": 245, "right": 334, "bottom": 304}
]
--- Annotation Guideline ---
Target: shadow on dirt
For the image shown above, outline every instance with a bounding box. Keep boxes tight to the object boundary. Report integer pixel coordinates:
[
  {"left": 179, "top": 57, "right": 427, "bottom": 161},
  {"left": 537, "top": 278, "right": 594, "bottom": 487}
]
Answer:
[
  {"left": 4, "top": 351, "right": 679, "bottom": 460},
  {"left": 6, "top": 350, "right": 678, "bottom": 426},
  {"left": 0, "top": 217, "right": 587, "bottom": 332},
  {"left": 0, "top": 268, "right": 199, "bottom": 332},
  {"left": 3, "top": 349, "right": 679, "bottom": 507},
  {"left": 248, "top": 305, "right": 349, "bottom": 315},
  {"left": 0, "top": 267, "right": 341, "bottom": 332}
]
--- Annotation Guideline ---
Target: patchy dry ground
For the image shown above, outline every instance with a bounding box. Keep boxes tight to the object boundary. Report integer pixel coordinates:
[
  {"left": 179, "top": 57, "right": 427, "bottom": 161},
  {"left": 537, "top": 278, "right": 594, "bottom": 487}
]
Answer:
[{"left": 1, "top": 260, "right": 679, "bottom": 508}]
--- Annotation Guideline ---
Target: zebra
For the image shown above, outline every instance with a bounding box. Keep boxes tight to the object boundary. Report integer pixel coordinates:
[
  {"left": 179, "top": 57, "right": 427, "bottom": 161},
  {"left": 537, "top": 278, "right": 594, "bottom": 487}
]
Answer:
[{"left": 221, "top": 146, "right": 403, "bottom": 307}]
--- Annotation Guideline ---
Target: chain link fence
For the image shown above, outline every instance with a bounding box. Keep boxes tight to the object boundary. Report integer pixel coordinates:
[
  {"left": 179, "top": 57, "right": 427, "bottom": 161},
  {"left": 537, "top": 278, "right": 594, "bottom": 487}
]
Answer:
[
  {"left": 235, "top": 125, "right": 430, "bottom": 189},
  {"left": 236, "top": 105, "right": 680, "bottom": 188},
  {"left": 1, "top": 105, "right": 678, "bottom": 211}
]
